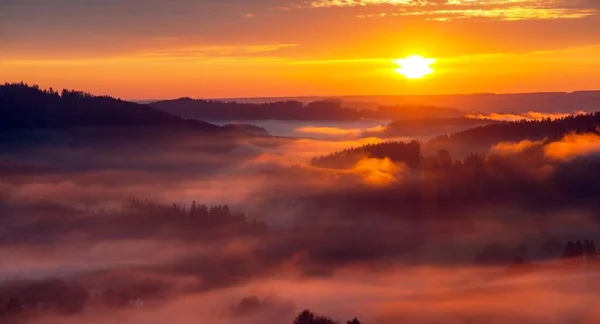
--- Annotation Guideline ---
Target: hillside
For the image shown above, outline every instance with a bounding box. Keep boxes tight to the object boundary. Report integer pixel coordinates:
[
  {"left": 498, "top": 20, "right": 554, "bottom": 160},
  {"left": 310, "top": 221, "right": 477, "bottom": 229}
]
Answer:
[
  {"left": 150, "top": 97, "right": 462, "bottom": 121},
  {"left": 339, "top": 91, "right": 600, "bottom": 113},
  {"left": 313, "top": 112, "right": 600, "bottom": 169},
  {"left": 205, "top": 91, "right": 600, "bottom": 115},
  {"left": 0, "top": 83, "right": 270, "bottom": 137},
  {"left": 429, "top": 112, "right": 600, "bottom": 147},
  {"left": 151, "top": 98, "right": 360, "bottom": 121},
  {"left": 0, "top": 83, "right": 223, "bottom": 132},
  {"left": 365, "top": 117, "right": 495, "bottom": 138}
]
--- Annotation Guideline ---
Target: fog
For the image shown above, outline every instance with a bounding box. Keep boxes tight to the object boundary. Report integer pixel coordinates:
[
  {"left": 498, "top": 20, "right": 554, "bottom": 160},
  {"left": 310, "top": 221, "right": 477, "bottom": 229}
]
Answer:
[
  {"left": 2, "top": 120, "right": 600, "bottom": 324},
  {"left": 209, "top": 120, "right": 390, "bottom": 140}
]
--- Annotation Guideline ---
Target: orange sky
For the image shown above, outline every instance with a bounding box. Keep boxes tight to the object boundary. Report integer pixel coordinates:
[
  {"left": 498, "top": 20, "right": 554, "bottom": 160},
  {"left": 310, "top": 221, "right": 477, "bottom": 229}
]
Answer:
[{"left": 2, "top": 0, "right": 600, "bottom": 99}]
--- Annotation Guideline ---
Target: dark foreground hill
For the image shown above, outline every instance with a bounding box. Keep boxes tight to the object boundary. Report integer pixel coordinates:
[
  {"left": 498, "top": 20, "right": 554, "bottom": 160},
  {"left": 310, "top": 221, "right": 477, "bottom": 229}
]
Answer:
[
  {"left": 0, "top": 83, "right": 268, "bottom": 137},
  {"left": 0, "top": 83, "right": 217, "bottom": 131}
]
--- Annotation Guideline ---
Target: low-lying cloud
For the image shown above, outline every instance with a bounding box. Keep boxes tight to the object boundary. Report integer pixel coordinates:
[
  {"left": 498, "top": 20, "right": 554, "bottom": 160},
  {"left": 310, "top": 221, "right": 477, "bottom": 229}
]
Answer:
[
  {"left": 467, "top": 111, "right": 586, "bottom": 122},
  {"left": 491, "top": 139, "right": 544, "bottom": 155},
  {"left": 544, "top": 132, "right": 600, "bottom": 161},
  {"left": 3, "top": 124, "right": 600, "bottom": 323},
  {"left": 294, "top": 126, "right": 385, "bottom": 139}
]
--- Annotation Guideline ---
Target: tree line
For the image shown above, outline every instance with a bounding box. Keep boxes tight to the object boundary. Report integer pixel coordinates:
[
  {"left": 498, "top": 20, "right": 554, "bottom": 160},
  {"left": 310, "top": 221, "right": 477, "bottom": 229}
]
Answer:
[
  {"left": 430, "top": 112, "right": 596, "bottom": 147},
  {"left": 150, "top": 97, "right": 461, "bottom": 121},
  {"left": 293, "top": 310, "right": 362, "bottom": 324}
]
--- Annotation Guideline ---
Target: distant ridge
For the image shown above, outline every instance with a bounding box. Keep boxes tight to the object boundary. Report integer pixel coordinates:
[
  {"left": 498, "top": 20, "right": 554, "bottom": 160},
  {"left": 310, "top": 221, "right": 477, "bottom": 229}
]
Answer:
[
  {"left": 213, "top": 90, "right": 600, "bottom": 102},
  {"left": 147, "top": 90, "right": 600, "bottom": 117},
  {"left": 150, "top": 97, "right": 462, "bottom": 121},
  {"left": 336, "top": 91, "right": 600, "bottom": 113},
  {"left": 177, "top": 90, "right": 600, "bottom": 113}
]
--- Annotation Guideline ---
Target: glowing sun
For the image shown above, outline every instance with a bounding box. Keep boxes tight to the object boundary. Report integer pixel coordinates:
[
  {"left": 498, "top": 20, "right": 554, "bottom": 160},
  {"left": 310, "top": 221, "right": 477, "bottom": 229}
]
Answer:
[{"left": 394, "top": 55, "right": 436, "bottom": 79}]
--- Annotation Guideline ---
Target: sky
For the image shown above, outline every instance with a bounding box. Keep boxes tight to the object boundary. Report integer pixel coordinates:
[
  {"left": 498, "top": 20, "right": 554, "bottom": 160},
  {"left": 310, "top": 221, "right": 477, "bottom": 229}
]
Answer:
[{"left": 2, "top": 0, "right": 600, "bottom": 99}]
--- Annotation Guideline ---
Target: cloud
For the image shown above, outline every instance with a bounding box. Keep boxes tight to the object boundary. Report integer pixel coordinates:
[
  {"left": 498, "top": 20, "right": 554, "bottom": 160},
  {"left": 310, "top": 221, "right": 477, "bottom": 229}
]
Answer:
[
  {"left": 491, "top": 139, "right": 544, "bottom": 155},
  {"left": 408, "top": 7, "right": 596, "bottom": 21},
  {"left": 350, "top": 157, "right": 408, "bottom": 185},
  {"left": 294, "top": 126, "right": 384, "bottom": 138},
  {"left": 246, "top": 137, "right": 386, "bottom": 166},
  {"left": 142, "top": 44, "right": 299, "bottom": 58},
  {"left": 544, "top": 132, "right": 600, "bottom": 161},
  {"left": 2, "top": 43, "right": 300, "bottom": 65},
  {"left": 467, "top": 111, "right": 586, "bottom": 122},
  {"left": 307, "top": 0, "right": 599, "bottom": 20},
  {"left": 310, "top": 0, "right": 430, "bottom": 7},
  {"left": 296, "top": 126, "right": 363, "bottom": 136}
]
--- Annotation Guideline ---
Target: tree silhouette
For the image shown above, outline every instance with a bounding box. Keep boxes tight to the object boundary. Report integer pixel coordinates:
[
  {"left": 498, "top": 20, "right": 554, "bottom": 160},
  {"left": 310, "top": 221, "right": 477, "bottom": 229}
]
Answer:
[
  {"left": 561, "top": 240, "right": 598, "bottom": 265},
  {"left": 292, "top": 310, "right": 340, "bottom": 324},
  {"left": 314, "top": 316, "right": 338, "bottom": 324},
  {"left": 294, "top": 310, "right": 316, "bottom": 324}
]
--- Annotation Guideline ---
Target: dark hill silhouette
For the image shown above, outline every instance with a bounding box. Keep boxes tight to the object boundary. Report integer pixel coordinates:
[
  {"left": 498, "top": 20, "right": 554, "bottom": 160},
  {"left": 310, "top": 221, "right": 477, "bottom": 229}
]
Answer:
[
  {"left": 365, "top": 117, "right": 496, "bottom": 138},
  {"left": 221, "top": 123, "right": 270, "bottom": 136},
  {"left": 208, "top": 91, "right": 600, "bottom": 114},
  {"left": 429, "top": 112, "right": 600, "bottom": 148},
  {"left": 150, "top": 97, "right": 462, "bottom": 121},
  {"left": 0, "top": 83, "right": 267, "bottom": 137},
  {"left": 338, "top": 91, "right": 600, "bottom": 113},
  {"left": 151, "top": 98, "right": 358, "bottom": 121},
  {"left": 0, "top": 83, "right": 217, "bottom": 131}
]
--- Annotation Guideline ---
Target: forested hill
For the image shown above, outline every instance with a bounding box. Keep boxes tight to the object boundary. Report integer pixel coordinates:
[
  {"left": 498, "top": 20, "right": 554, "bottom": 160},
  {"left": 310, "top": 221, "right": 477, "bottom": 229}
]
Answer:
[
  {"left": 313, "top": 112, "right": 600, "bottom": 169},
  {"left": 151, "top": 98, "right": 361, "bottom": 120},
  {"left": 0, "top": 83, "right": 265, "bottom": 135},
  {"left": 150, "top": 97, "right": 462, "bottom": 121},
  {"left": 312, "top": 141, "right": 422, "bottom": 169},
  {"left": 366, "top": 117, "right": 494, "bottom": 138},
  {"left": 430, "top": 112, "right": 600, "bottom": 146}
]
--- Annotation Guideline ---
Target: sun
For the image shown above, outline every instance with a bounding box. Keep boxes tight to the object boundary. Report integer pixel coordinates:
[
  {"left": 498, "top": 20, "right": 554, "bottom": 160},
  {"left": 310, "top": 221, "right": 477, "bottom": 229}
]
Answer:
[{"left": 393, "top": 55, "right": 436, "bottom": 79}]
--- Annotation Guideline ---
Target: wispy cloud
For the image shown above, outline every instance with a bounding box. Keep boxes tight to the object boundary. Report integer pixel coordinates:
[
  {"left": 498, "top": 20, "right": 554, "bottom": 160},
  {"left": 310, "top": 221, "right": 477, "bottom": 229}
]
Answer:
[
  {"left": 295, "top": 125, "right": 385, "bottom": 138},
  {"left": 466, "top": 111, "right": 586, "bottom": 122},
  {"left": 411, "top": 7, "right": 595, "bottom": 21},
  {"left": 491, "top": 139, "right": 544, "bottom": 155},
  {"left": 545, "top": 132, "right": 600, "bottom": 161},
  {"left": 138, "top": 43, "right": 299, "bottom": 58},
  {"left": 1, "top": 43, "right": 299, "bottom": 65},
  {"left": 310, "top": 0, "right": 429, "bottom": 8},
  {"left": 305, "top": 0, "right": 599, "bottom": 21}
]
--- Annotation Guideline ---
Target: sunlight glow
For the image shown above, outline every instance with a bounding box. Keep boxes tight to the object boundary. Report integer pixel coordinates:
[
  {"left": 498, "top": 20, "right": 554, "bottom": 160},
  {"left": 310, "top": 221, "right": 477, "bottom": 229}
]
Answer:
[{"left": 393, "top": 55, "right": 436, "bottom": 79}]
